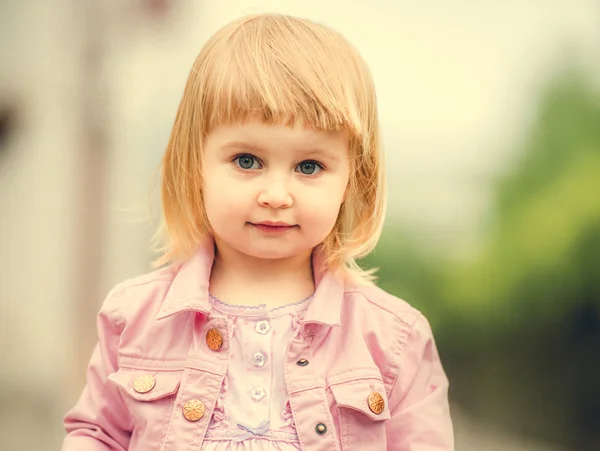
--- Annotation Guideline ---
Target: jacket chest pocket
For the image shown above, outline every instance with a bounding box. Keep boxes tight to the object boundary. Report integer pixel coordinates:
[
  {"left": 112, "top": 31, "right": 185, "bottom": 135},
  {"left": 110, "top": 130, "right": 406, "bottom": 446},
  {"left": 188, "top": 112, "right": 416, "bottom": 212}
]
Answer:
[
  {"left": 329, "top": 379, "right": 391, "bottom": 450},
  {"left": 108, "top": 369, "right": 183, "bottom": 448}
]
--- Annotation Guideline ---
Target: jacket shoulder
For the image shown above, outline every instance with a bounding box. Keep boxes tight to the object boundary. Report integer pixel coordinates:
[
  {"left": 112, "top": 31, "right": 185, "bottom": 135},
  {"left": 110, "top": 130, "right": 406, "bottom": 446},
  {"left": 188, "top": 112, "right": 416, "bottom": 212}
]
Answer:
[
  {"left": 345, "top": 283, "right": 423, "bottom": 327},
  {"left": 101, "top": 265, "right": 177, "bottom": 327},
  {"left": 111, "top": 265, "right": 176, "bottom": 294}
]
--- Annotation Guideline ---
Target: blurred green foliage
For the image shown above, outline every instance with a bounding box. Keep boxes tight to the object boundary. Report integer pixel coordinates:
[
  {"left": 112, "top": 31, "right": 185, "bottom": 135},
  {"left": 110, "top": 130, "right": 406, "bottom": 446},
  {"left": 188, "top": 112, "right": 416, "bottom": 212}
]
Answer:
[{"left": 362, "top": 66, "right": 600, "bottom": 450}]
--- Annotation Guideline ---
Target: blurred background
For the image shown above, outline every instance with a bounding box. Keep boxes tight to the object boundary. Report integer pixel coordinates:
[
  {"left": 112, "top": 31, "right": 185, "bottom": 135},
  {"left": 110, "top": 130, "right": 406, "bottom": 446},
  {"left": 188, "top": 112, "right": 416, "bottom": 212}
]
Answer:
[{"left": 1, "top": 1, "right": 599, "bottom": 450}]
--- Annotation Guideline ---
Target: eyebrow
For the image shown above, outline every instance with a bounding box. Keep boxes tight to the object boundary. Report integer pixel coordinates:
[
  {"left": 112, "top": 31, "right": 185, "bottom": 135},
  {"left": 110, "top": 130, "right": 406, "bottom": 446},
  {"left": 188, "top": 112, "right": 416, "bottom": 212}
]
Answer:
[
  {"left": 220, "top": 141, "right": 264, "bottom": 153},
  {"left": 220, "top": 141, "right": 341, "bottom": 162}
]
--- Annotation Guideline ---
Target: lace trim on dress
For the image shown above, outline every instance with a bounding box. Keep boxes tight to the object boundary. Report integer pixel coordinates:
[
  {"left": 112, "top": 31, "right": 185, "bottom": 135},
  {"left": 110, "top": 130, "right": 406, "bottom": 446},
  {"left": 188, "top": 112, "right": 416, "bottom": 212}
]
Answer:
[
  {"left": 208, "top": 294, "right": 313, "bottom": 315},
  {"left": 204, "top": 427, "right": 299, "bottom": 443}
]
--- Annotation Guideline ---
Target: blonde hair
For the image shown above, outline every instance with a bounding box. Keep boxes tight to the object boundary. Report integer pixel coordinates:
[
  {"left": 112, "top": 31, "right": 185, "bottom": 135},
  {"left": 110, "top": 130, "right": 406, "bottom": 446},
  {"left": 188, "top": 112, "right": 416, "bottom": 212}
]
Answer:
[{"left": 153, "top": 13, "right": 386, "bottom": 284}]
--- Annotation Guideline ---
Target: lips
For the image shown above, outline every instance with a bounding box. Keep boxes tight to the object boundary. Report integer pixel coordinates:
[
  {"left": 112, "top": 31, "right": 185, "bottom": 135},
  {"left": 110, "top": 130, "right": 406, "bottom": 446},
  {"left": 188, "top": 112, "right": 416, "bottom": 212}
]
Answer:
[
  {"left": 250, "top": 221, "right": 297, "bottom": 234},
  {"left": 254, "top": 221, "right": 294, "bottom": 227}
]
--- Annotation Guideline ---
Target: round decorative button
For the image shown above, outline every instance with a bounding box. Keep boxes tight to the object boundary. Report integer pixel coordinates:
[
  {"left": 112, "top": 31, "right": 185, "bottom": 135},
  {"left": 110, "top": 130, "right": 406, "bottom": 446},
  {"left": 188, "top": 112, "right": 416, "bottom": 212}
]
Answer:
[
  {"left": 251, "top": 387, "right": 266, "bottom": 401},
  {"left": 133, "top": 375, "right": 155, "bottom": 394},
  {"left": 296, "top": 358, "right": 309, "bottom": 367},
  {"left": 255, "top": 320, "right": 271, "bottom": 335},
  {"left": 315, "top": 423, "right": 327, "bottom": 435},
  {"left": 182, "top": 399, "right": 205, "bottom": 422},
  {"left": 252, "top": 351, "right": 267, "bottom": 368},
  {"left": 206, "top": 328, "right": 223, "bottom": 351},
  {"left": 368, "top": 391, "right": 385, "bottom": 415}
]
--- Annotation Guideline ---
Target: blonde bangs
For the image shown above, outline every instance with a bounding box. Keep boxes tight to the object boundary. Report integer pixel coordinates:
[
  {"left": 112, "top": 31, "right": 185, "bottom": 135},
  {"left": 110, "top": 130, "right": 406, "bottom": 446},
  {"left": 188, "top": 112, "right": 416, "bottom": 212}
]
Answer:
[
  {"left": 198, "top": 15, "right": 369, "bottom": 138},
  {"left": 154, "top": 14, "right": 386, "bottom": 284}
]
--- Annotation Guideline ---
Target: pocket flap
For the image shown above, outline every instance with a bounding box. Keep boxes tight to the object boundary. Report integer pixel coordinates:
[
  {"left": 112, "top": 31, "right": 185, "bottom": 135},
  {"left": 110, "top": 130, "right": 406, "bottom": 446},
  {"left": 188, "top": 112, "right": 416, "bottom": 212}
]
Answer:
[
  {"left": 330, "top": 379, "right": 391, "bottom": 421},
  {"left": 108, "top": 369, "right": 182, "bottom": 402}
]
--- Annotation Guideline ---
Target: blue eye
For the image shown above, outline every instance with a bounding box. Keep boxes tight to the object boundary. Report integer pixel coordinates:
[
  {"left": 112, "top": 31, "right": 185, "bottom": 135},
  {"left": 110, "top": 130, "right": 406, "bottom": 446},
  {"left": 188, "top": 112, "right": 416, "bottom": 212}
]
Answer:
[
  {"left": 296, "top": 161, "right": 322, "bottom": 175},
  {"left": 234, "top": 155, "right": 260, "bottom": 170}
]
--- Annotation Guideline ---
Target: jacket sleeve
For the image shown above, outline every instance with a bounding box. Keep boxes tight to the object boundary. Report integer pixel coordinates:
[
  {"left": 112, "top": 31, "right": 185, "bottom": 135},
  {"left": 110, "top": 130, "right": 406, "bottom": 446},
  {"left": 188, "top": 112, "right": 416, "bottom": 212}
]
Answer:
[
  {"left": 62, "top": 287, "right": 133, "bottom": 450},
  {"left": 385, "top": 314, "right": 454, "bottom": 450}
]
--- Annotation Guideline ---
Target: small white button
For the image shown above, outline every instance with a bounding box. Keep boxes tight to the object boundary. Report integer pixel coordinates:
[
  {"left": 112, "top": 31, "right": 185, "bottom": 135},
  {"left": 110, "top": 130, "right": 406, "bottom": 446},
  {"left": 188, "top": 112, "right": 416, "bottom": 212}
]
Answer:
[
  {"left": 251, "top": 387, "right": 266, "bottom": 401},
  {"left": 255, "top": 320, "right": 271, "bottom": 335},
  {"left": 252, "top": 351, "right": 267, "bottom": 367}
]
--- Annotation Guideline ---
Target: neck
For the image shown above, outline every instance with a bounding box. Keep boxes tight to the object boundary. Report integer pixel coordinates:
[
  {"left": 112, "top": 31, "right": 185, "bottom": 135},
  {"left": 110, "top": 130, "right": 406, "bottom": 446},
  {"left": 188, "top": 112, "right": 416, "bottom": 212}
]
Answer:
[{"left": 209, "top": 238, "right": 316, "bottom": 308}]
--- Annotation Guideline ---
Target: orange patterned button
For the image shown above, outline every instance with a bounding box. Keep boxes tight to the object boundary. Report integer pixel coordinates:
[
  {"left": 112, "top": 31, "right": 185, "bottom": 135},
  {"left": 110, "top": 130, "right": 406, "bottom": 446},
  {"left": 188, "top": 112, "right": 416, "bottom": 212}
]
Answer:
[
  {"left": 133, "top": 375, "right": 155, "bottom": 394},
  {"left": 182, "top": 399, "right": 205, "bottom": 422},
  {"left": 206, "top": 328, "right": 223, "bottom": 351},
  {"left": 368, "top": 391, "right": 385, "bottom": 415}
]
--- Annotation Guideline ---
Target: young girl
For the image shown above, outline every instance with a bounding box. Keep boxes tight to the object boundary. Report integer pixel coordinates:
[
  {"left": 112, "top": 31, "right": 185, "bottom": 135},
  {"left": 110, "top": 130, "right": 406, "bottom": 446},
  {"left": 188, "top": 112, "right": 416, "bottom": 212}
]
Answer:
[{"left": 62, "top": 13, "right": 454, "bottom": 451}]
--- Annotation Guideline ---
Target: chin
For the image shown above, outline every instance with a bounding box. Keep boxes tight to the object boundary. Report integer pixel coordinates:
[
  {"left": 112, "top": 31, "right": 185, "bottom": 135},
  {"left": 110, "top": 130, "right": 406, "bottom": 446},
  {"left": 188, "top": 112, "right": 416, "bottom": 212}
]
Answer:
[
  {"left": 236, "top": 243, "right": 309, "bottom": 261},
  {"left": 245, "top": 248, "right": 298, "bottom": 260}
]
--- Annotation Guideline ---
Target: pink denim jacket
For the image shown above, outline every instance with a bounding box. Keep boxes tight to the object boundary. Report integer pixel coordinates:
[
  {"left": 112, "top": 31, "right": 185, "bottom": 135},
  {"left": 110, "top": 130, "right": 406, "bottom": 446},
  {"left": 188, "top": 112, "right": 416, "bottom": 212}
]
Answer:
[{"left": 63, "top": 242, "right": 454, "bottom": 450}]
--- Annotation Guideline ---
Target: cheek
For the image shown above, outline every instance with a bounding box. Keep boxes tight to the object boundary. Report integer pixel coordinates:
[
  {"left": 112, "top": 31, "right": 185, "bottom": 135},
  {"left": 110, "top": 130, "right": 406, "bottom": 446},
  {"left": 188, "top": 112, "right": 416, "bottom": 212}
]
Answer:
[
  {"left": 203, "top": 173, "right": 248, "bottom": 221},
  {"left": 300, "top": 184, "right": 346, "bottom": 227},
  {"left": 205, "top": 189, "right": 246, "bottom": 218}
]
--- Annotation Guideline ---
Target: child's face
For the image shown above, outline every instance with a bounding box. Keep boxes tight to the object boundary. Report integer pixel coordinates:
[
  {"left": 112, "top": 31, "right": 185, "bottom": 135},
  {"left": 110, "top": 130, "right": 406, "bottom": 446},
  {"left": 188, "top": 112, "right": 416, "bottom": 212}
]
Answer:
[{"left": 202, "top": 119, "right": 350, "bottom": 263}]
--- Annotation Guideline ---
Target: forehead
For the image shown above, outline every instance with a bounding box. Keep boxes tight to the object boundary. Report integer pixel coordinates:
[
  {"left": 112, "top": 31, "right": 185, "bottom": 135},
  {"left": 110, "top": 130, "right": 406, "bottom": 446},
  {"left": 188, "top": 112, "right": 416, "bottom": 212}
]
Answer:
[{"left": 206, "top": 120, "right": 350, "bottom": 157}]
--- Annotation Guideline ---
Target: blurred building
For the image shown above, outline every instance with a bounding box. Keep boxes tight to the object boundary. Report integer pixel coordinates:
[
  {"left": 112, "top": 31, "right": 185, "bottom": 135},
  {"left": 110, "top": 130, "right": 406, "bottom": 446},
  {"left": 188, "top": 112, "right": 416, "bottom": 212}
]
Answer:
[{"left": 0, "top": 1, "right": 184, "bottom": 448}]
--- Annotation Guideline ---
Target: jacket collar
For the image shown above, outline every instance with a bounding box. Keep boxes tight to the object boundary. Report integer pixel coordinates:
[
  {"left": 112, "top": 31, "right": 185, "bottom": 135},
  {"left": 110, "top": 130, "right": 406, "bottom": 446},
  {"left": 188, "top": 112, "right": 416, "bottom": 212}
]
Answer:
[
  {"left": 156, "top": 238, "right": 344, "bottom": 327},
  {"left": 302, "top": 249, "right": 344, "bottom": 328}
]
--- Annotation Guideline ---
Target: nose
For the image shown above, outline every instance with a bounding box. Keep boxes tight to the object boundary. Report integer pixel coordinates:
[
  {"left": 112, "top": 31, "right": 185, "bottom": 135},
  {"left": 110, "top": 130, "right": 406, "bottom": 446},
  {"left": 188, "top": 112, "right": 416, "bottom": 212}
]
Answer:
[{"left": 257, "top": 175, "right": 293, "bottom": 209}]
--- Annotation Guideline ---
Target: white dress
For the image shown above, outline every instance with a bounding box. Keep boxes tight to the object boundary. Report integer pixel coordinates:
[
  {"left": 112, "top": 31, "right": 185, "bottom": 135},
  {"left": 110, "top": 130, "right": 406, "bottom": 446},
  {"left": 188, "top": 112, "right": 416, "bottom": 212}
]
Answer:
[{"left": 201, "top": 295, "right": 311, "bottom": 451}]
